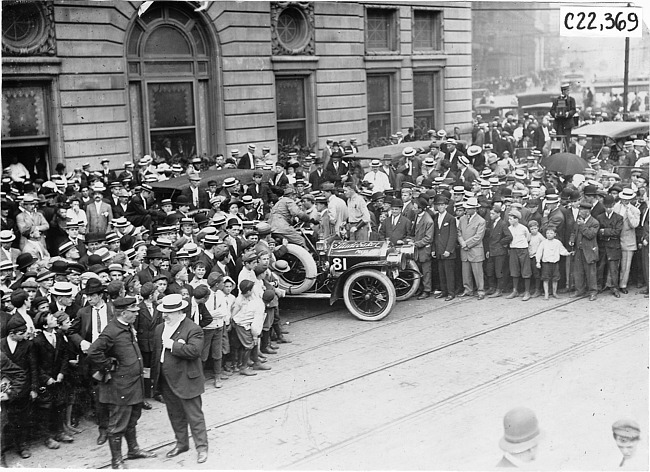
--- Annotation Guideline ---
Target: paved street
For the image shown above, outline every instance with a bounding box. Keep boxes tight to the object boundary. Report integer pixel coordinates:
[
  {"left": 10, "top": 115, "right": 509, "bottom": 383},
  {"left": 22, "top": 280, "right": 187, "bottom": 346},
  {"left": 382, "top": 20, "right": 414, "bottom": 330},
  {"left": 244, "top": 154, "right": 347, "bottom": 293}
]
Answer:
[{"left": 7, "top": 292, "right": 648, "bottom": 470}]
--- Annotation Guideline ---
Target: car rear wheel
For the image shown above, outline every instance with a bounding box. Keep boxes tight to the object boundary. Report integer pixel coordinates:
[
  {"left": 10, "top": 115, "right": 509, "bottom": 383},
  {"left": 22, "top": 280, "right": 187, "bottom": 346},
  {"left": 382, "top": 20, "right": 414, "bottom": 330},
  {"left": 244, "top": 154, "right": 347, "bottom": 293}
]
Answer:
[
  {"left": 276, "top": 243, "right": 317, "bottom": 294},
  {"left": 393, "top": 259, "right": 421, "bottom": 301},
  {"left": 343, "top": 269, "right": 396, "bottom": 321}
]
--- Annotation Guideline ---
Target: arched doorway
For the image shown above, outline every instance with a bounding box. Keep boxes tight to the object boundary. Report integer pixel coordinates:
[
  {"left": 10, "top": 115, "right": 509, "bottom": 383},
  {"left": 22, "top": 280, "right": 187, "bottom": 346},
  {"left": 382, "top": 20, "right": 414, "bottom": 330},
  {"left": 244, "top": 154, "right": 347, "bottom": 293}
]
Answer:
[{"left": 126, "top": 3, "right": 217, "bottom": 164}]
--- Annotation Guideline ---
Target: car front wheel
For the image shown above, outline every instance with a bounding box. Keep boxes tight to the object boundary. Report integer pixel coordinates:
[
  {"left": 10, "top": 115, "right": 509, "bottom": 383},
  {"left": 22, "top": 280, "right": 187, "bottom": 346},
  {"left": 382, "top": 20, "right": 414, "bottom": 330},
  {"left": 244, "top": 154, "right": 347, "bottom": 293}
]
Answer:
[{"left": 343, "top": 269, "right": 396, "bottom": 321}]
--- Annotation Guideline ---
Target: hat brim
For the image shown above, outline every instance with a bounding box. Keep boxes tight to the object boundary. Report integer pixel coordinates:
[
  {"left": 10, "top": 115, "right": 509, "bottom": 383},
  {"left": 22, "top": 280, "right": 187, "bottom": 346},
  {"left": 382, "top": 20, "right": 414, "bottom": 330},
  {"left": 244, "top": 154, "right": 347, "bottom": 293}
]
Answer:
[
  {"left": 272, "top": 265, "right": 290, "bottom": 273},
  {"left": 499, "top": 429, "right": 544, "bottom": 454},
  {"left": 158, "top": 299, "right": 189, "bottom": 313}
]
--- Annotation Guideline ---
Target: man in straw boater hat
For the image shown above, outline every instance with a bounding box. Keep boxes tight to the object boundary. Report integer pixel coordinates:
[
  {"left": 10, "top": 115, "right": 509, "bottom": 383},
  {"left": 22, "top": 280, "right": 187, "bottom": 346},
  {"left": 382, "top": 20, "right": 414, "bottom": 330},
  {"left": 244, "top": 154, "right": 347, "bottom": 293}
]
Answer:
[
  {"left": 496, "top": 406, "right": 543, "bottom": 467},
  {"left": 457, "top": 197, "right": 487, "bottom": 300},
  {"left": 151, "top": 294, "right": 209, "bottom": 464},
  {"left": 87, "top": 297, "right": 157, "bottom": 468}
]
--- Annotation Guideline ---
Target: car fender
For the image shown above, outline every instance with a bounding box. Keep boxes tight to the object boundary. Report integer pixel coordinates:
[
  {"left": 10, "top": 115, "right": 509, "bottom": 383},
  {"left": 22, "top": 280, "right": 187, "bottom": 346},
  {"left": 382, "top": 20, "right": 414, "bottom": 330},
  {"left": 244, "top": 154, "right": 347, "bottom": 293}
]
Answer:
[{"left": 329, "top": 261, "right": 390, "bottom": 305}]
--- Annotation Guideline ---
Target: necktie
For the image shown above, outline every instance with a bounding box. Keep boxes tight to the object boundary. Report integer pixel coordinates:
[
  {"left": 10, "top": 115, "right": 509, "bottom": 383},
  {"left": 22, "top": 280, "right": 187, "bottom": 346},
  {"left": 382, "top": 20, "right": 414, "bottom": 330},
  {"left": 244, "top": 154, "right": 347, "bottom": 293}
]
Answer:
[
  {"left": 193, "top": 190, "right": 198, "bottom": 207},
  {"left": 393, "top": 217, "right": 397, "bottom": 227},
  {"left": 95, "top": 307, "right": 102, "bottom": 333},
  {"left": 49, "top": 332, "right": 56, "bottom": 349}
]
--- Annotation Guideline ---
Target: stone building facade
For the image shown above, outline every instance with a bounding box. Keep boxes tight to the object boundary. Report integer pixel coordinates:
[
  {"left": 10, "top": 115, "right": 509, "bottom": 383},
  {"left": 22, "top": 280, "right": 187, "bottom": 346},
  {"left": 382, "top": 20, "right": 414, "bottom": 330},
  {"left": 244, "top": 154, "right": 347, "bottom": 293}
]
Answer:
[{"left": 2, "top": 0, "right": 472, "bottom": 177}]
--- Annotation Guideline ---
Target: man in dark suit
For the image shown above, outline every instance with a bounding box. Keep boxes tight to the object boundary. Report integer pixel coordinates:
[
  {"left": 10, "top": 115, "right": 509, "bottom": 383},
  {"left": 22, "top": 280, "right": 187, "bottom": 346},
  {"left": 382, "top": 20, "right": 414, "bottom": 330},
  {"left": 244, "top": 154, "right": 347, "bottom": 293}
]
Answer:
[
  {"left": 87, "top": 297, "right": 156, "bottom": 469},
  {"left": 1, "top": 316, "right": 38, "bottom": 459},
  {"left": 485, "top": 206, "right": 512, "bottom": 298},
  {"left": 134, "top": 282, "right": 161, "bottom": 404},
  {"left": 68, "top": 278, "right": 115, "bottom": 445},
  {"left": 180, "top": 174, "right": 209, "bottom": 211},
  {"left": 99, "top": 159, "right": 117, "bottom": 186},
  {"left": 308, "top": 158, "right": 327, "bottom": 192},
  {"left": 237, "top": 144, "right": 257, "bottom": 169},
  {"left": 583, "top": 185, "right": 606, "bottom": 219},
  {"left": 137, "top": 246, "right": 166, "bottom": 286},
  {"left": 570, "top": 201, "right": 600, "bottom": 301},
  {"left": 246, "top": 171, "right": 275, "bottom": 212},
  {"left": 379, "top": 198, "right": 411, "bottom": 244},
  {"left": 395, "top": 147, "right": 422, "bottom": 190},
  {"left": 269, "top": 162, "right": 290, "bottom": 197},
  {"left": 125, "top": 184, "right": 155, "bottom": 230},
  {"left": 151, "top": 294, "right": 208, "bottom": 464},
  {"left": 433, "top": 195, "right": 459, "bottom": 301},
  {"left": 550, "top": 83, "right": 577, "bottom": 148},
  {"left": 596, "top": 195, "right": 623, "bottom": 297},
  {"left": 411, "top": 198, "right": 434, "bottom": 299},
  {"left": 444, "top": 139, "right": 465, "bottom": 172},
  {"left": 323, "top": 154, "right": 348, "bottom": 186}
]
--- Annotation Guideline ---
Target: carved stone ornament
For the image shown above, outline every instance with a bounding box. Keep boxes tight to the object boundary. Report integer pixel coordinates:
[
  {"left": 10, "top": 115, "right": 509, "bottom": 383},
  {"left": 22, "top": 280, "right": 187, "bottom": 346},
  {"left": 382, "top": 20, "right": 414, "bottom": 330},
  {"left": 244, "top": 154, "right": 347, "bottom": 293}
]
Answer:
[
  {"left": 271, "top": 2, "right": 315, "bottom": 56},
  {"left": 2, "top": 0, "right": 56, "bottom": 56}
]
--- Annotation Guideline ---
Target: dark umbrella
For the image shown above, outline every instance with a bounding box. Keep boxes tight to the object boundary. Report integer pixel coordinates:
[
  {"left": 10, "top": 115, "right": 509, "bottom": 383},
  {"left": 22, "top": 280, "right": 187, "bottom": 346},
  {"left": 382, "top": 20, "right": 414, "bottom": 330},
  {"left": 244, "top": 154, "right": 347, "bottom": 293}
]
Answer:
[{"left": 541, "top": 152, "right": 588, "bottom": 176}]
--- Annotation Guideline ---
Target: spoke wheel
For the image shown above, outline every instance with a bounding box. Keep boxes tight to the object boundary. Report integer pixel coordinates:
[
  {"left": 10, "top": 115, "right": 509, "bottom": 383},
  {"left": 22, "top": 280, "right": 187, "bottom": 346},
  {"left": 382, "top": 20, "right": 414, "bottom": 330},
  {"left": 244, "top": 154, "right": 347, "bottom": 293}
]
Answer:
[
  {"left": 276, "top": 243, "right": 317, "bottom": 294},
  {"left": 393, "top": 259, "right": 421, "bottom": 301},
  {"left": 343, "top": 269, "right": 396, "bottom": 321}
]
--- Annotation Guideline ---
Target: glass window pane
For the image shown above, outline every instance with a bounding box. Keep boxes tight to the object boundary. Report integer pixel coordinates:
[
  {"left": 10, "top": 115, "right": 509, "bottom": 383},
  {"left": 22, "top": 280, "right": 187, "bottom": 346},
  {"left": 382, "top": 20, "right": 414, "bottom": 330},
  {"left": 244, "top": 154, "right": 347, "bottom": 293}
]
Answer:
[
  {"left": 150, "top": 129, "right": 197, "bottom": 163},
  {"left": 168, "top": 7, "right": 190, "bottom": 26},
  {"left": 276, "top": 78, "right": 305, "bottom": 120},
  {"left": 145, "top": 26, "right": 191, "bottom": 56},
  {"left": 2, "top": 85, "right": 47, "bottom": 138},
  {"left": 414, "top": 73, "right": 435, "bottom": 110},
  {"left": 367, "top": 9, "right": 390, "bottom": 50},
  {"left": 277, "top": 121, "right": 306, "bottom": 148},
  {"left": 414, "top": 112, "right": 435, "bottom": 136},
  {"left": 147, "top": 82, "right": 195, "bottom": 128},
  {"left": 144, "top": 61, "right": 193, "bottom": 74},
  {"left": 140, "top": 7, "right": 162, "bottom": 25},
  {"left": 191, "top": 26, "right": 206, "bottom": 55},
  {"left": 127, "top": 24, "right": 143, "bottom": 56},
  {"left": 368, "top": 113, "right": 391, "bottom": 147},
  {"left": 367, "top": 75, "right": 390, "bottom": 114},
  {"left": 413, "top": 11, "right": 440, "bottom": 50}
]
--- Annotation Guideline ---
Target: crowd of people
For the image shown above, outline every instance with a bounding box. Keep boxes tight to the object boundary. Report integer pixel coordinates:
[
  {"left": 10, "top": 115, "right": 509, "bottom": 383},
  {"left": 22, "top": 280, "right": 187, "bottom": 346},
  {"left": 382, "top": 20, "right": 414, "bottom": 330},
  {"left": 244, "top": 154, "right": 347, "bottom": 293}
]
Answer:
[{"left": 0, "top": 115, "right": 649, "bottom": 467}]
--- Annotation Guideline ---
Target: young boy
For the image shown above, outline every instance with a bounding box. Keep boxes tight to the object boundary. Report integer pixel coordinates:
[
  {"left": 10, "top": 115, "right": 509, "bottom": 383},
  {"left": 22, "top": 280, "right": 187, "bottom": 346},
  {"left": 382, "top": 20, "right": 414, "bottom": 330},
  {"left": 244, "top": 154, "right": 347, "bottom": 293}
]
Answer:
[
  {"left": 220, "top": 276, "right": 236, "bottom": 375},
  {"left": 535, "top": 226, "right": 571, "bottom": 299},
  {"left": 527, "top": 220, "right": 546, "bottom": 298},
  {"left": 506, "top": 209, "right": 533, "bottom": 301},
  {"left": 230, "top": 280, "right": 265, "bottom": 377},
  {"left": 189, "top": 260, "right": 208, "bottom": 289}
]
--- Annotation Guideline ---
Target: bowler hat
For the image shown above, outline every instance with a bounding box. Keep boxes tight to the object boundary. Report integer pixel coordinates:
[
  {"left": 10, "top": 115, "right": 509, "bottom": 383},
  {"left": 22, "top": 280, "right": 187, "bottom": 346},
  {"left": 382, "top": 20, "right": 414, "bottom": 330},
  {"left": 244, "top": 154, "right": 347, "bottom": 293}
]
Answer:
[
  {"left": 583, "top": 185, "right": 598, "bottom": 196},
  {"left": 500, "top": 407, "right": 543, "bottom": 454},
  {"left": 146, "top": 246, "right": 164, "bottom": 259},
  {"left": 84, "top": 278, "right": 106, "bottom": 295}
]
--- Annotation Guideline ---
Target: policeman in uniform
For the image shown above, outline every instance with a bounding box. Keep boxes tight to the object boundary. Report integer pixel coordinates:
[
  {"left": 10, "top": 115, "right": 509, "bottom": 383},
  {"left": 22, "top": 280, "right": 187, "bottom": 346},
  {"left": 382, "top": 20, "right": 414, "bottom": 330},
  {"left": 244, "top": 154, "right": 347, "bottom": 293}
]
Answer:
[{"left": 87, "top": 297, "right": 156, "bottom": 469}]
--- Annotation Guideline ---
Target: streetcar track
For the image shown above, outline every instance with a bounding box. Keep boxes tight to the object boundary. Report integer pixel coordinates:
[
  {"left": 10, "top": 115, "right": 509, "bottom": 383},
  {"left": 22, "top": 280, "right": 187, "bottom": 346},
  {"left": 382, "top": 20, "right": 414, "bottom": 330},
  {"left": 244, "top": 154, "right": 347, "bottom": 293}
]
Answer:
[
  {"left": 96, "top": 295, "right": 623, "bottom": 468},
  {"left": 284, "top": 316, "right": 648, "bottom": 469}
]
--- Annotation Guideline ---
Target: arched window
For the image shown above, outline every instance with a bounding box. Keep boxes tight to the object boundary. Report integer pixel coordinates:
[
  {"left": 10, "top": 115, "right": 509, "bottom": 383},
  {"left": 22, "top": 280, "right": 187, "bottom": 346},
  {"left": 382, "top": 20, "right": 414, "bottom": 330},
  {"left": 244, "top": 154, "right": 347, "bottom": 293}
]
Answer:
[{"left": 126, "top": 3, "right": 212, "bottom": 163}]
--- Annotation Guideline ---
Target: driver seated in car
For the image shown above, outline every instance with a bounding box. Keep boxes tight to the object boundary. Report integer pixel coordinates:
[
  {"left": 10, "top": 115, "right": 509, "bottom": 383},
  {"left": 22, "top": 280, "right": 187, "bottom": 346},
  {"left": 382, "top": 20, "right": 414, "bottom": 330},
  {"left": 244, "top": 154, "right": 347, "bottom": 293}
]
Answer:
[{"left": 268, "top": 185, "right": 317, "bottom": 245}]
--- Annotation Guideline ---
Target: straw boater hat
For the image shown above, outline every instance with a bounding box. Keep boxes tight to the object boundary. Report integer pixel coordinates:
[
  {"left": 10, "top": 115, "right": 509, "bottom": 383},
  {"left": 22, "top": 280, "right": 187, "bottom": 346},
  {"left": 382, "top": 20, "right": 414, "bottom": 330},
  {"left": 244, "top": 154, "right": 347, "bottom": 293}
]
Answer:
[{"left": 158, "top": 294, "right": 188, "bottom": 313}]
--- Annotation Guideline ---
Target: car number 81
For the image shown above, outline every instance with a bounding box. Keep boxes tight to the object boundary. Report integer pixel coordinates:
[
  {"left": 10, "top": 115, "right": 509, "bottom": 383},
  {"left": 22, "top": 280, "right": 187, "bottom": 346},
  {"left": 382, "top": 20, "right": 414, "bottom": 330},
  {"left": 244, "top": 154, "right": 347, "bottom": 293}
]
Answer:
[{"left": 331, "top": 257, "right": 347, "bottom": 271}]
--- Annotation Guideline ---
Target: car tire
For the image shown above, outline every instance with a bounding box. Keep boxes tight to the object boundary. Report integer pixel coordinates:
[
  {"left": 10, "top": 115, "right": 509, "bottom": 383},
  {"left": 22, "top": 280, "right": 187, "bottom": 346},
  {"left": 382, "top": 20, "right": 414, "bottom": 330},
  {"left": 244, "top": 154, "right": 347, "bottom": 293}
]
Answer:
[
  {"left": 276, "top": 243, "right": 317, "bottom": 294},
  {"left": 343, "top": 269, "right": 396, "bottom": 321},
  {"left": 393, "top": 259, "right": 421, "bottom": 301}
]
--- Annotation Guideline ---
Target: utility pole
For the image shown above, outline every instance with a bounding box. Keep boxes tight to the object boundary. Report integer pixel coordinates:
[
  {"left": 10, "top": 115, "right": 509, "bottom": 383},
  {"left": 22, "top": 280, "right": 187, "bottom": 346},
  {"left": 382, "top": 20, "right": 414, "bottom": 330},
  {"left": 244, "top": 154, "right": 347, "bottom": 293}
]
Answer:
[{"left": 622, "top": 3, "right": 631, "bottom": 118}]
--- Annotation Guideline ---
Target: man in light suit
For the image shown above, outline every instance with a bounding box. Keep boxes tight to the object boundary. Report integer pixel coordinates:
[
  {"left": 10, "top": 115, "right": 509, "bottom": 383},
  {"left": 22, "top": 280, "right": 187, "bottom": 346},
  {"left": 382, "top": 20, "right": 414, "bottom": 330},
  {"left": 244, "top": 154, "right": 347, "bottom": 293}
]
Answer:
[
  {"left": 395, "top": 147, "right": 422, "bottom": 190},
  {"left": 432, "top": 195, "right": 458, "bottom": 301},
  {"left": 457, "top": 197, "right": 487, "bottom": 299},
  {"left": 87, "top": 183, "right": 114, "bottom": 234},
  {"left": 0, "top": 230, "right": 20, "bottom": 264},
  {"left": 379, "top": 198, "right": 411, "bottom": 244},
  {"left": 411, "top": 198, "right": 434, "bottom": 299},
  {"left": 151, "top": 294, "right": 208, "bottom": 464},
  {"left": 321, "top": 182, "right": 348, "bottom": 237}
]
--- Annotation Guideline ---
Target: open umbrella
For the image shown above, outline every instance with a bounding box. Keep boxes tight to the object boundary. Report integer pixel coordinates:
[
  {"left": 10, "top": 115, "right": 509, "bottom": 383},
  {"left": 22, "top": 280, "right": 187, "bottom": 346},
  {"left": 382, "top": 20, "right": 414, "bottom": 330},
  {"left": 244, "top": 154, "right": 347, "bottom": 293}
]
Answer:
[{"left": 541, "top": 152, "right": 588, "bottom": 176}]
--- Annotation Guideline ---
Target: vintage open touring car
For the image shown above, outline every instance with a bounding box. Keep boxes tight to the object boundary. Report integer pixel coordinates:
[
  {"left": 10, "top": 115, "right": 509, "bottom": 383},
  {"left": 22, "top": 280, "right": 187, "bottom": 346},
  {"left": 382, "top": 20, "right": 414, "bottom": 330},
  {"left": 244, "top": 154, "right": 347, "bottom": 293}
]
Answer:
[{"left": 275, "top": 236, "right": 421, "bottom": 321}]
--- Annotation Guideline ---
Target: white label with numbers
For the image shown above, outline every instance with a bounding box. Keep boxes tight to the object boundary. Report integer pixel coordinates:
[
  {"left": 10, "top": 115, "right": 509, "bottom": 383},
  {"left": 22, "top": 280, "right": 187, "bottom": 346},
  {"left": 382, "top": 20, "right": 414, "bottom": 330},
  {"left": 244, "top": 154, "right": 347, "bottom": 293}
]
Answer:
[{"left": 560, "top": 6, "right": 642, "bottom": 38}]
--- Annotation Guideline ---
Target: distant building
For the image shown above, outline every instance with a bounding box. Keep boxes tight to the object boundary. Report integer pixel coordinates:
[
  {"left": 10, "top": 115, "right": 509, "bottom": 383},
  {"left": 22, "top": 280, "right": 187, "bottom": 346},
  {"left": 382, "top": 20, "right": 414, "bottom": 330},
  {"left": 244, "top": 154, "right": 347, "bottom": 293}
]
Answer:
[
  {"left": 472, "top": 2, "right": 558, "bottom": 84},
  {"left": 2, "top": 1, "right": 472, "bottom": 178}
]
